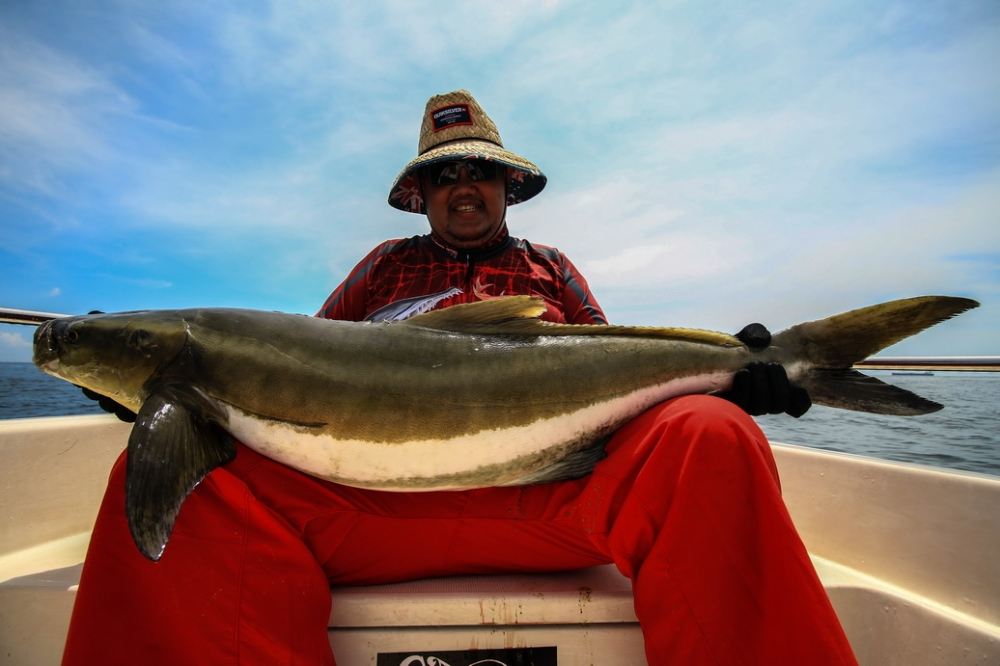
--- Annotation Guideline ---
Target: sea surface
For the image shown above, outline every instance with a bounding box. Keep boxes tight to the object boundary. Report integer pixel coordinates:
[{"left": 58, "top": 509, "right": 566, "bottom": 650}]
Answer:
[
  {"left": 1, "top": 362, "right": 997, "bottom": 477},
  {"left": 758, "top": 370, "right": 1000, "bottom": 477}
]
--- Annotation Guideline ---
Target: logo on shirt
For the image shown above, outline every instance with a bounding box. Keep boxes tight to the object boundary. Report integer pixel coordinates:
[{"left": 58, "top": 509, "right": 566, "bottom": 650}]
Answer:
[{"left": 472, "top": 275, "right": 505, "bottom": 301}]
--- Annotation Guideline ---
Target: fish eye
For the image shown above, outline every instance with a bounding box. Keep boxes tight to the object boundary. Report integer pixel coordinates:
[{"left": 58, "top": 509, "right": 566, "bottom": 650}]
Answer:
[{"left": 65, "top": 328, "right": 80, "bottom": 343}]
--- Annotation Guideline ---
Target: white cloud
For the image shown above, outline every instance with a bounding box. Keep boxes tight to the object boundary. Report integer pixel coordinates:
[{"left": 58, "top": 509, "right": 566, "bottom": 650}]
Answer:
[
  {"left": 0, "top": 329, "right": 33, "bottom": 363},
  {"left": 48, "top": 287, "right": 61, "bottom": 297},
  {"left": 777, "top": 172, "right": 1000, "bottom": 304},
  {"left": 0, "top": 330, "right": 31, "bottom": 350},
  {"left": 733, "top": 182, "right": 992, "bottom": 345},
  {"left": 513, "top": 176, "right": 753, "bottom": 288},
  {"left": 1, "top": 2, "right": 996, "bottom": 356},
  {"left": 582, "top": 235, "right": 750, "bottom": 288},
  {"left": 214, "top": 2, "right": 561, "bottom": 93},
  {"left": 0, "top": 28, "right": 137, "bottom": 196}
]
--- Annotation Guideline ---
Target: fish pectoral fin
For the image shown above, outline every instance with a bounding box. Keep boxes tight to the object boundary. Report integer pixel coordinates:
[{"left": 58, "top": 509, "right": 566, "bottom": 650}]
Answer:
[
  {"left": 125, "top": 384, "right": 235, "bottom": 561},
  {"left": 509, "top": 436, "right": 611, "bottom": 486}
]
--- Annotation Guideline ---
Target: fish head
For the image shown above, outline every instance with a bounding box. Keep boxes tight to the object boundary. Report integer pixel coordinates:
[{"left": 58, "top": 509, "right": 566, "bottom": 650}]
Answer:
[{"left": 33, "top": 311, "right": 189, "bottom": 410}]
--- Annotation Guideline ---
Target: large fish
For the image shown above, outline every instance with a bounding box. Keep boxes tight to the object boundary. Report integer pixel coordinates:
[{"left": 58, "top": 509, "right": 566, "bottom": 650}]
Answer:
[{"left": 33, "top": 295, "right": 977, "bottom": 560}]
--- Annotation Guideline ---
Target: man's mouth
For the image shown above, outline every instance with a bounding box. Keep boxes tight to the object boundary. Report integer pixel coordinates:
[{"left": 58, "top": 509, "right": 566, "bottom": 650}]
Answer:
[{"left": 451, "top": 201, "right": 481, "bottom": 214}]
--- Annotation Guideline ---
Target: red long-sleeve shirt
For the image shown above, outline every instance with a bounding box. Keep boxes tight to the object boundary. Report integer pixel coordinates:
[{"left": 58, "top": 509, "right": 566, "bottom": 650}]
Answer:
[{"left": 317, "top": 227, "right": 606, "bottom": 325}]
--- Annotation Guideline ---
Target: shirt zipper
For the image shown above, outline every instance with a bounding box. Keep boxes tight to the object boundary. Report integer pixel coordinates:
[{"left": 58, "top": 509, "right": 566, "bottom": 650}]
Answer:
[{"left": 464, "top": 254, "right": 475, "bottom": 298}]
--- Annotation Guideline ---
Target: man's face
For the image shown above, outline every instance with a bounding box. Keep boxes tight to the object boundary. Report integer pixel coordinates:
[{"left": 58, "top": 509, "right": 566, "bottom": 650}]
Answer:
[{"left": 421, "top": 160, "right": 507, "bottom": 249}]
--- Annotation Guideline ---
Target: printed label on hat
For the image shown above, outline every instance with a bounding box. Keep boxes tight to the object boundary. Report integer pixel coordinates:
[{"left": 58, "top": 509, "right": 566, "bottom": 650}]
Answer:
[{"left": 431, "top": 104, "right": 472, "bottom": 131}]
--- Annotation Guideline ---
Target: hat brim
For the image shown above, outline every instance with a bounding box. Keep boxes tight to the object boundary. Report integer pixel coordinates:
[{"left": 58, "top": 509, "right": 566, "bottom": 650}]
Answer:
[{"left": 388, "top": 139, "right": 546, "bottom": 214}]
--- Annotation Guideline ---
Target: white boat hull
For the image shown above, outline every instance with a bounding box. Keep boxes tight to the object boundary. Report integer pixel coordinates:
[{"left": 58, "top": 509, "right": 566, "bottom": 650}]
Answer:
[{"left": 1, "top": 415, "right": 998, "bottom": 665}]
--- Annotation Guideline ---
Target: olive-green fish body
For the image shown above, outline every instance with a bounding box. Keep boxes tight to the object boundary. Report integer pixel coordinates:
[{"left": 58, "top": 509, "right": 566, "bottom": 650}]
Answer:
[{"left": 32, "top": 295, "right": 978, "bottom": 560}]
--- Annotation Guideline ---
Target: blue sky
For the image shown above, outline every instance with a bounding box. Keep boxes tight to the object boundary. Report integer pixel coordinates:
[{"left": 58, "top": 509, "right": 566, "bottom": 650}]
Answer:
[{"left": 1, "top": 1, "right": 998, "bottom": 362}]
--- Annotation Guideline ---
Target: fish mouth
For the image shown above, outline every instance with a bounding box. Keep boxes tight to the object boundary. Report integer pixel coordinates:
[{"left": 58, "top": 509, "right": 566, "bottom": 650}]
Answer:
[
  {"left": 32, "top": 318, "right": 74, "bottom": 374},
  {"left": 33, "top": 319, "right": 58, "bottom": 367}
]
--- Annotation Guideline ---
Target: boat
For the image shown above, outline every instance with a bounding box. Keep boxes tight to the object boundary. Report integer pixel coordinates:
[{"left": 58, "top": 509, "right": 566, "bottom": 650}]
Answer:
[{"left": 1, "top": 414, "right": 997, "bottom": 665}]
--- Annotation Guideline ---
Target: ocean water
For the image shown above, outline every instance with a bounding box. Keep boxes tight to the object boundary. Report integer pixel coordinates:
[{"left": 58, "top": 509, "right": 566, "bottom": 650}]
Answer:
[
  {"left": 0, "top": 362, "right": 107, "bottom": 418},
  {"left": 756, "top": 370, "right": 1000, "bottom": 476},
  {"left": 1, "top": 363, "right": 997, "bottom": 477}
]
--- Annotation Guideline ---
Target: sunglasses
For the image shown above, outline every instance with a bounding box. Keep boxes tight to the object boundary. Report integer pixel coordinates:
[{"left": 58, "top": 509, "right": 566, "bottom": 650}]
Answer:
[{"left": 423, "top": 160, "right": 501, "bottom": 187}]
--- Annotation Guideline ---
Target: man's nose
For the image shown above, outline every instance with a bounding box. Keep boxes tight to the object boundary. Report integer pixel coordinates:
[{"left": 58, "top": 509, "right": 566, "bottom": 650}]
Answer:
[{"left": 454, "top": 165, "right": 475, "bottom": 185}]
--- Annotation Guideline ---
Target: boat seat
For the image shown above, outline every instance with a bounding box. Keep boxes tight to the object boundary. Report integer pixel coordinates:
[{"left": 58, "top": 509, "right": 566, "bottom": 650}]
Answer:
[
  {"left": 328, "top": 564, "right": 644, "bottom": 663},
  {"left": 0, "top": 561, "right": 646, "bottom": 665}
]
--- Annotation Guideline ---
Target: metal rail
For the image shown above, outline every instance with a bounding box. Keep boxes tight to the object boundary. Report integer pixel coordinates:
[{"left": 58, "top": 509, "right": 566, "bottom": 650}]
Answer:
[
  {"left": 0, "top": 308, "right": 71, "bottom": 326},
  {"left": 854, "top": 357, "right": 1000, "bottom": 372}
]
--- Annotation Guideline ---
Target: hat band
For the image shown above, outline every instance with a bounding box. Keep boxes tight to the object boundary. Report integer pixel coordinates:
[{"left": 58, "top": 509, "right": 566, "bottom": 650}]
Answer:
[{"left": 420, "top": 136, "right": 503, "bottom": 157}]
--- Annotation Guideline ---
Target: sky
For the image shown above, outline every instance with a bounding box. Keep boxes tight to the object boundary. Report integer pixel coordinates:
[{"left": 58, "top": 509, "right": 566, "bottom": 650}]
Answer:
[{"left": 1, "top": 0, "right": 998, "bottom": 362}]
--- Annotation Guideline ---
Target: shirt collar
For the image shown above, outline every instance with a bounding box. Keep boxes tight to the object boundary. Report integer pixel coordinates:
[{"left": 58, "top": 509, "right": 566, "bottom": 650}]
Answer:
[{"left": 428, "top": 222, "right": 512, "bottom": 261}]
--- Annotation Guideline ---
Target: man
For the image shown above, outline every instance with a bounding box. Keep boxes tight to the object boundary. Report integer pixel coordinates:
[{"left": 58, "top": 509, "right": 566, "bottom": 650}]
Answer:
[
  {"left": 317, "top": 90, "right": 604, "bottom": 327},
  {"left": 65, "top": 90, "right": 854, "bottom": 665}
]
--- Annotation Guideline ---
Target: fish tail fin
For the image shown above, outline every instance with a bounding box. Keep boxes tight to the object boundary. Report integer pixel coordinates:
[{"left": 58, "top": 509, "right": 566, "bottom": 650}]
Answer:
[{"left": 773, "top": 296, "right": 978, "bottom": 415}]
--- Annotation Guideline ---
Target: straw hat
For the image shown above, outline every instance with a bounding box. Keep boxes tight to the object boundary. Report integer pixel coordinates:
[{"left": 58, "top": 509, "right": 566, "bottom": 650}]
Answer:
[{"left": 388, "top": 90, "right": 547, "bottom": 214}]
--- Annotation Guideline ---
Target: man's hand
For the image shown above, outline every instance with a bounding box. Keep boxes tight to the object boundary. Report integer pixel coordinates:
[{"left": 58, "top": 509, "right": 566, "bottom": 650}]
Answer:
[{"left": 720, "top": 323, "right": 812, "bottom": 418}]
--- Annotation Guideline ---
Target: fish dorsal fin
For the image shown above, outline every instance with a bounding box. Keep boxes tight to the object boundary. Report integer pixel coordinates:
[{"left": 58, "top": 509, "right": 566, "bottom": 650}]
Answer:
[
  {"left": 403, "top": 296, "right": 741, "bottom": 347},
  {"left": 403, "top": 295, "right": 545, "bottom": 330}
]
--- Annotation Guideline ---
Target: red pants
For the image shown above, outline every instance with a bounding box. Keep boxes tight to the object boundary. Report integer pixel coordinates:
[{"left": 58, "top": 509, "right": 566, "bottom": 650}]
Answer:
[{"left": 63, "top": 396, "right": 857, "bottom": 665}]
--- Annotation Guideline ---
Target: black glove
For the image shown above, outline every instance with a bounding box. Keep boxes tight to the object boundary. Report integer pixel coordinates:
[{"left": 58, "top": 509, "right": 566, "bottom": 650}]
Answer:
[
  {"left": 76, "top": 309, "right": 136, "bottom": 423},
  {"left": 720, "top": 323, "right": 812, "bottom": 418},
  {"left": 80, "top": 386, "right": 137, "bottom": 423}
]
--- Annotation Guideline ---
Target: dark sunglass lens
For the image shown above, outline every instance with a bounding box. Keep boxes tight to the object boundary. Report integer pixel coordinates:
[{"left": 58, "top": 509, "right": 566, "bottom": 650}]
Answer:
[
  {"left": 426, "top": 160, "right": 500, "bottom": 186},
  {"left": 467, "top": 161, "right": 497, "bottom": 182},
  {"left": 426, "top": 163, "right": 457, "bottom": 186}
]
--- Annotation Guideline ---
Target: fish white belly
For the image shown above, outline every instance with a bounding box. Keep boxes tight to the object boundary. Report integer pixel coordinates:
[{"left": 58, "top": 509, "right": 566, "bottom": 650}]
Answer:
[{"left": 222, "top": 372, "right": 730, "bottom": 490}]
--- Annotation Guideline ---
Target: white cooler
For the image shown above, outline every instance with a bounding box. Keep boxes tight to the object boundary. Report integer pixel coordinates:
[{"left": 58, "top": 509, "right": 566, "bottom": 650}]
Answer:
[{"left": 329, "top": 564, "right": 645, "bottom": 665}]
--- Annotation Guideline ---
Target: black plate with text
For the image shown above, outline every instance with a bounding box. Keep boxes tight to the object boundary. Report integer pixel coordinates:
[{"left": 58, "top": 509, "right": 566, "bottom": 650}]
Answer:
[{"left": 377, "top": 646, "right": 557, "bottom": 666}]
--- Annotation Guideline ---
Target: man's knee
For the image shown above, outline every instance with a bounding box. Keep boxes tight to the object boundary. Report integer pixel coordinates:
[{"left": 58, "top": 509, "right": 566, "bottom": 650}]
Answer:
[
  {"left": 639, "top": 394, "right": 775, "bottom": 473},
  {"left": 653, "top": 394, "right": 760, "bottom": 433}
]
